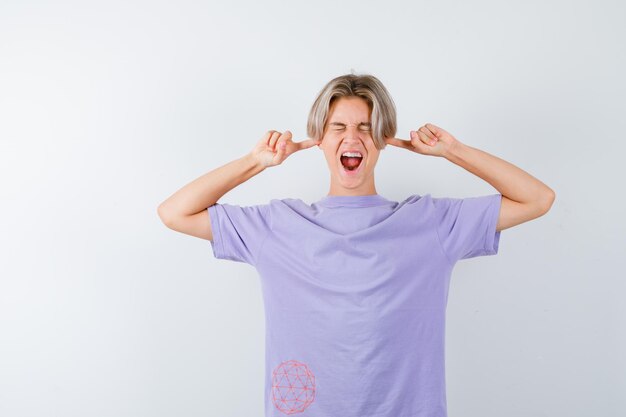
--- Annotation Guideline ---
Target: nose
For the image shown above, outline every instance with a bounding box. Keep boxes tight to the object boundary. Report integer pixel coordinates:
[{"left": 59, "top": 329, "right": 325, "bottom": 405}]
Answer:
[{"left": 343, "top": 124, "right": 364, "bottom": 140}]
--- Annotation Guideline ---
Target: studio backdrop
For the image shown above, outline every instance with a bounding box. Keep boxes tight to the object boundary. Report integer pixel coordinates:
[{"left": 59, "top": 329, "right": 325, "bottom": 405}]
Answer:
[{"left": 0, "top": 1, "right": 624, "bottom": 416}]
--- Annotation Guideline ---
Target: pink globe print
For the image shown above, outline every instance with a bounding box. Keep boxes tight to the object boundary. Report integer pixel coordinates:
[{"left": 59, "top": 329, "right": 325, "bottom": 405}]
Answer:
[{"left": 271, "top": 359, "right": 316, "bottom": 414}]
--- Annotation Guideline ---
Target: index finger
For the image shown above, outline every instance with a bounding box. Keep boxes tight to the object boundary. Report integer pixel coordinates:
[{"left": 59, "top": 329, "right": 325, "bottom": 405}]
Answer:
[
  {"left": 385, "top": 137, "right": 413, "bottom": 149},
  {"left": 296, "top": 138, "right": 322, "bottom": 150}
]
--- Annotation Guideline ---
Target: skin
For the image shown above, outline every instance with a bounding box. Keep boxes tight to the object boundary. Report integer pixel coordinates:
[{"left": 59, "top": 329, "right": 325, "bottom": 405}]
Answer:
[
  {"left": 159, "top": 93, "right": 555, "bottom": 240},
  {"left": 249, "top": 96, "right": 381, "bottom": 196},
  {"left": 247, "top": 96, "right": 555, "bottom": 231},
  {"left": 317, "top": 96, "right": 381, "bottom": 196}
]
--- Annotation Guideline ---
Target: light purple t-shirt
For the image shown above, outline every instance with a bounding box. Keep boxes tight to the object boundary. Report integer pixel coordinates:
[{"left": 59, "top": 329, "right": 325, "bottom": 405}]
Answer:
[{"left": 208, "top": 193, "right": 502, "bottom": 417}]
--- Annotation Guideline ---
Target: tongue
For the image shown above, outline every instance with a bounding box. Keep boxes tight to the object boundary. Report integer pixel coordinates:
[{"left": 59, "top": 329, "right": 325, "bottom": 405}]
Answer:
[{"left": 342, "top": 156, "right": 362, "bottom": 168}]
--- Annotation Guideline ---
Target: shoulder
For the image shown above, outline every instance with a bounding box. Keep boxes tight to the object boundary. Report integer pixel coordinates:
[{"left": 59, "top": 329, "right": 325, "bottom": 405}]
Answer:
[
  {"left": 263, "top": 197, "right": 317, "bottom": 219},
  {"left": 267, "top": 197, "right": 309, "bottom": 209},
  {"left": 397, "top": 193, "right": 433, "bottom": 208}
]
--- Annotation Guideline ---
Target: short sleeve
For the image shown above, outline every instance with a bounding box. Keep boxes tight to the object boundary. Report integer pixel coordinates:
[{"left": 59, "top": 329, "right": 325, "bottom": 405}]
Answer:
[
  {"left": 207, "top": 202, "right": 272, "bottom": 266},
  {"left": 432, "top": 193, "right": 502, "bottom": 263}
]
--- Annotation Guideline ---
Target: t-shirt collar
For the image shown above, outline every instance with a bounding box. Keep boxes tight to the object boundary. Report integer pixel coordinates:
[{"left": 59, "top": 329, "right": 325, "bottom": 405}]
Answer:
[{"left": 314, "top": 193, "right": 392, "bottom": 208}]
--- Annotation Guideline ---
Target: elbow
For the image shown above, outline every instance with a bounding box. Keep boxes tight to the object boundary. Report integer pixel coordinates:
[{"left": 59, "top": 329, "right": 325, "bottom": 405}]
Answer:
[
  {"left": 537, "top": 188, "right": 556, "bottom": 215},
  {"left": 157, "top": 204, "right": 174, "bottom": 227}
]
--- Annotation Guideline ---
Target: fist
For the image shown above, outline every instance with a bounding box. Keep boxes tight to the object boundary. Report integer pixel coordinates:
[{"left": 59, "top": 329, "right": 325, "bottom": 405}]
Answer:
[
  {"left": 250, "top": 130, "right": 320, "bottom": 168},
  {"left": 384, "top": 123, "right": 460, "bottom": 158}
]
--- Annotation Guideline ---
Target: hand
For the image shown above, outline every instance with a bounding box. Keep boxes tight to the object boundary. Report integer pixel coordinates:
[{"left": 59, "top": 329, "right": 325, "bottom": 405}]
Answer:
[
  {"left": 250, "top": 130, "right": 321, "bottom": 168},
  {"left": 384, "top": 123, "right": 460, "bottom": 158}
]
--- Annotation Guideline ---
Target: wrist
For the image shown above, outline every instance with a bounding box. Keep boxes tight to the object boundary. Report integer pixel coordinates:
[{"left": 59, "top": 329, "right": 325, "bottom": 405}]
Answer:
[
  {"left": 442, "top": 139, "right": 465, "bottom": 161},
  {"left": 245, "top": 152, "right": 267, "bottom": 173}
]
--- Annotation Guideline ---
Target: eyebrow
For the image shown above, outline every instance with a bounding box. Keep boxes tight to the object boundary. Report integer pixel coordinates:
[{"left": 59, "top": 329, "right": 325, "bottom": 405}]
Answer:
[{"left": 329, "top": 122, "right": 371, "bottom": 127}]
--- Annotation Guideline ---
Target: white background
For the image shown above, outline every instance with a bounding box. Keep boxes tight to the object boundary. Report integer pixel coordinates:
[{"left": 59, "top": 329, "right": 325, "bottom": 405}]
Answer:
[{"left": 1, "top": 0, "right": 624, "bottom": 416}]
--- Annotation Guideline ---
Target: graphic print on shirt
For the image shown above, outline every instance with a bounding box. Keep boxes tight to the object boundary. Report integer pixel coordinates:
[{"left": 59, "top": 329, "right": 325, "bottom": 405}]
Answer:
[{"left": 271, "top": 359, "right": 316, "bottom": 414}]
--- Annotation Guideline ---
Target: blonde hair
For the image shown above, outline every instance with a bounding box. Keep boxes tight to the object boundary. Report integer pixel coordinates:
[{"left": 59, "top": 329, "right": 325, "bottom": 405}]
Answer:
[{"left": 307, "top": 72, "right": 397, "bottom": 150}]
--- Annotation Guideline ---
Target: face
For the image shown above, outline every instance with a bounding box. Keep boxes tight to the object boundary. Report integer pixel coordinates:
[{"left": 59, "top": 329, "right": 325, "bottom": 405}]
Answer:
[{"left": 318, "top": 96, "right": 383, "bottom": 196}]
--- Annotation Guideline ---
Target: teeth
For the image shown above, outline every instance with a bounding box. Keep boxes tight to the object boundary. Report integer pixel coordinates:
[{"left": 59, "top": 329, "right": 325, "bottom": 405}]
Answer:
[{"left": 341, "top": 151, "right": 362, "bottom": 157}]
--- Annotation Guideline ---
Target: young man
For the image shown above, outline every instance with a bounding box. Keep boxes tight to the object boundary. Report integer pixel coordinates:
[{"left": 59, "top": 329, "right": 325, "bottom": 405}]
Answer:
[{"left": 158, "top": 73, "right": 555, "bottom": 417}]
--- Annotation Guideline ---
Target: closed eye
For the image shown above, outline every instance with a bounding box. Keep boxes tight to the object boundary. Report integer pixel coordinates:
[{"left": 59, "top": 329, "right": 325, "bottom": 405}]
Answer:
[{"left": 331, "top": 125, "right": 371, "bottom": 131}]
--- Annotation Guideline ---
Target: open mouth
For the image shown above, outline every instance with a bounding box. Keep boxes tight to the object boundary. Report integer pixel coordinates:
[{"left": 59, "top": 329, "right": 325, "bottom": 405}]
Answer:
[{"left": 340, "top": 152, "right": 364, "bottom": 171}]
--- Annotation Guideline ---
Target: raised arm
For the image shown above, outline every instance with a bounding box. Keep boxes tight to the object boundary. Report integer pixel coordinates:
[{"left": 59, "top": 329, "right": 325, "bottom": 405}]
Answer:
[
  {"left": 385, "top": 123, "right": 556, "bottom": 232},
  {"left": 157, "top": 153, "right": 264, "bottom": 240},
  {"left": 157, "top": 130, "right": 319, "bottom": 240},
  {"left": 441, "top": 139, "right": 555, "bottom": 231}
]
